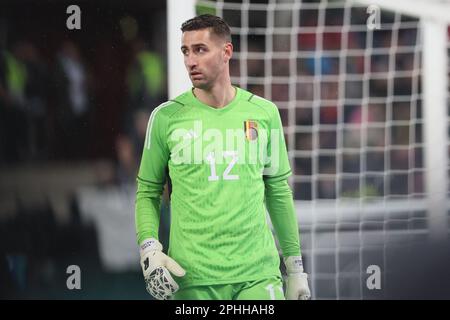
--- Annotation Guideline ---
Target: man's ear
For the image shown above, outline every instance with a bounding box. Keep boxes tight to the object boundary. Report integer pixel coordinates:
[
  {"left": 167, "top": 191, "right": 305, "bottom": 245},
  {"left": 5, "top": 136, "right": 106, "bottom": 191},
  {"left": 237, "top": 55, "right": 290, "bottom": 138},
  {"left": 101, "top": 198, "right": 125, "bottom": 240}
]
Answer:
[{"left": 224, "top": 42, "right": 233, "bottom": 63}]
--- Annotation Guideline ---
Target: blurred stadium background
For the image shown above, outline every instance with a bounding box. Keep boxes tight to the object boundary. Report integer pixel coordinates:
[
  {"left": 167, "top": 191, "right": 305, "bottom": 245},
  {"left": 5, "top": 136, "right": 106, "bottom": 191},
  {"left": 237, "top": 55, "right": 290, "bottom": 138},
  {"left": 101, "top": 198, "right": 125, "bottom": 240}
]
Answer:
[{"left": 1, "top": 0, "right": 450, "bottom": 299}]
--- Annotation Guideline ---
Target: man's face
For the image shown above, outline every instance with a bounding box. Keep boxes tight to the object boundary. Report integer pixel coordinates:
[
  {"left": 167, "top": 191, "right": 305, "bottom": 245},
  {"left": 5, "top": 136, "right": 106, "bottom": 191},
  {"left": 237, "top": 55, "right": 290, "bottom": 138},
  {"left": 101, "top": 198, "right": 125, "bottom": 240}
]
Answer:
[{"left": 181, "top": 28, "right": 231, "bottom": 90}]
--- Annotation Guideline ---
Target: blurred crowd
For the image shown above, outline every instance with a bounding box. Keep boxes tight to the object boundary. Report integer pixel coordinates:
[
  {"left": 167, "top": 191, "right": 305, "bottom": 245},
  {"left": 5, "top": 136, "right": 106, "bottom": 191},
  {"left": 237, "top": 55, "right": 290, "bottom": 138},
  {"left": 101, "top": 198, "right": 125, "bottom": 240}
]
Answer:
[
  {"left": 0, "top": 37, "right": 166, "bottom": 186},
  {"left": 0, "top": 5, "right": 169, "bottom": 298}
]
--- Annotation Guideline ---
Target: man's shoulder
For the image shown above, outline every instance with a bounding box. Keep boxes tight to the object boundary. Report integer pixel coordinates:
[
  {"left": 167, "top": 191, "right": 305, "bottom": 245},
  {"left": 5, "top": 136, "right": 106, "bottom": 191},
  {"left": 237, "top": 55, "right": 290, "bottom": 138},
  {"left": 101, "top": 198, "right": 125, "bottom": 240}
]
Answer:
[
  {"left": 170, "top": 89, "right": 193, "bottom": 107},
  {"left": 242, "top": 89, "right": 278, "bottom": 116},
  {"left": 151, "top": 93, "right": 190, "bottom": 119}
]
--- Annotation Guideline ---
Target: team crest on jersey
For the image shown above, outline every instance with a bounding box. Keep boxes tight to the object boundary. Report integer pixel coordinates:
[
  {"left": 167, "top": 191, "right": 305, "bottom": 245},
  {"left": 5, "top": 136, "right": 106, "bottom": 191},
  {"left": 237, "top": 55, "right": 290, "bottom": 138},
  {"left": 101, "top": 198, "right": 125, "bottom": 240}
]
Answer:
[{"left": 244, "top": 120, "right": 258, "bottom": 141}]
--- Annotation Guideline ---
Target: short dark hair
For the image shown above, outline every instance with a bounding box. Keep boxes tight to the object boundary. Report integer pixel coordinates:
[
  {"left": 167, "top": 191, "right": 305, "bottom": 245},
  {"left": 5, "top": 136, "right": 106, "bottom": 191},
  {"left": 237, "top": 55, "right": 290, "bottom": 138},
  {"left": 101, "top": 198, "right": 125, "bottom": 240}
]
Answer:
[{"left": 181, "top": 14, "right": 232, "bottom": 43}]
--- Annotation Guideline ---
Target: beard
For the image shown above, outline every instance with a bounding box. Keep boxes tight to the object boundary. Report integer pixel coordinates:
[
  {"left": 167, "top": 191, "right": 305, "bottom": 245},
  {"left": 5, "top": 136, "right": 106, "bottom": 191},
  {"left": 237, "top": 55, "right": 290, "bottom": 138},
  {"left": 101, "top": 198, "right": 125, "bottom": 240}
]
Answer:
[
  {"left": 190, "top": 75, "right": 213, "bottom": 90},
  {"left": 192, "top": 80, "right": 211, "bottom": 90}
]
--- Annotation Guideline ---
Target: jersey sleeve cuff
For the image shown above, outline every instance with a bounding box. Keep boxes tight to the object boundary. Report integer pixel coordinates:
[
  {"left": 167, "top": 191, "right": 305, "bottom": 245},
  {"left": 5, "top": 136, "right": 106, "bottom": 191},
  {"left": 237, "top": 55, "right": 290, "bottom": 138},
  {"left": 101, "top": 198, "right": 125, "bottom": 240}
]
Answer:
[
  {"left": 137, "top": 175, "right": 165, "bottom": 187},
  {"left": 263, "top": 169, "right": 292, "bottom": 182}
]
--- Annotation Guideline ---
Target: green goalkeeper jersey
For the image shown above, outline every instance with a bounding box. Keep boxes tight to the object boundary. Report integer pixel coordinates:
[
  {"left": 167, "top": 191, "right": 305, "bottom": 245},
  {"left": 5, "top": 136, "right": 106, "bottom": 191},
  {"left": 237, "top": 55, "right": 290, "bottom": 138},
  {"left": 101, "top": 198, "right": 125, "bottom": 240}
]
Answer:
[{"left": 135, "top": 87, "right": 299, "bottom": 288}]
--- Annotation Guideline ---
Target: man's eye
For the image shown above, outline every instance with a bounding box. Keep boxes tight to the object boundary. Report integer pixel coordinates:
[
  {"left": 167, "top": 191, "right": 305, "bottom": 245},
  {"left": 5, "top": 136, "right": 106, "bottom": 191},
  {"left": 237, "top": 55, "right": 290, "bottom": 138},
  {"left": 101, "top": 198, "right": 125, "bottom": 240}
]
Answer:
[{"left": 198, "top": 47, "right": 206, "bottom": 53}]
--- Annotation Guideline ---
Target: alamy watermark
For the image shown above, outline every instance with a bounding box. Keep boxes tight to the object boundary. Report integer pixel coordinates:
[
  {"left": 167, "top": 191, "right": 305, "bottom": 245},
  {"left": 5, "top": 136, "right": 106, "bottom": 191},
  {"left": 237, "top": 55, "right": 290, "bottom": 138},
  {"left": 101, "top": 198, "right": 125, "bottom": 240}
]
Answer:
[
  {"left": 366, "top": 265, "right": 381, "bottom": 290},
  {"left": 367, "top": 5, "right": 381, "bottom": 30},
  {"left": 66, "top": 5, "right": 81, "bottom": 30},
  {"left": 66, "top": 265, "right": 81, "bottom": 290},
  {"left": 148, "top": 120, "right": 284, "bottom": 176}
]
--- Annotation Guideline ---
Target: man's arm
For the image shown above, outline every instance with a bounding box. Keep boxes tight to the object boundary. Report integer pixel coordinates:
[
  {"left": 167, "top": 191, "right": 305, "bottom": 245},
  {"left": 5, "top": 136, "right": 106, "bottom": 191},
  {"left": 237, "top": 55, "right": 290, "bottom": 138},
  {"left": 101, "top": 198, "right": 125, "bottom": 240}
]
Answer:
[
  {"left": 135, "top": 107, "right": 169, "bottom": 244},
  {"left": 264, "top": 177, "right": 301, "bottom": 258},
  {"left": 263, "top": 103, "right": 300, "bottom": 257},
  {"left": 265, "top": 177, "right": 310, "bottom": 300},
  {"left": 135, "top": 105, "right": 185, "bottom": 300},
  {"left": 264, "top": 103, "right": 311, "bottom": 300},
  {"left": 135, "top": 178, "right": 164, "bottom": 244}
]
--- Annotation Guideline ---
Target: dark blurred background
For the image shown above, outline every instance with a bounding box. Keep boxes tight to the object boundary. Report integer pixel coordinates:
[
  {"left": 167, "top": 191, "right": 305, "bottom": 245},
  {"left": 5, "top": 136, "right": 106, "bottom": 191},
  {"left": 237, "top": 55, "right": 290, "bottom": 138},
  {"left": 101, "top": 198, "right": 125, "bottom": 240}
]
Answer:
[{"left": 0, "top": 0, "right": 169, "bottom": 299}]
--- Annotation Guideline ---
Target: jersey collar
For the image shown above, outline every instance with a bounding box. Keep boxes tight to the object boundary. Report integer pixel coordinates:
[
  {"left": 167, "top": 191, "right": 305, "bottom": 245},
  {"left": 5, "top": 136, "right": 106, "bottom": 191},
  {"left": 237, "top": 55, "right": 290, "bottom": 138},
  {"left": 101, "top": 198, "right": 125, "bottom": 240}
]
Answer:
[{"left": 189, "top": 86, "right": 242, "bottom": 115}]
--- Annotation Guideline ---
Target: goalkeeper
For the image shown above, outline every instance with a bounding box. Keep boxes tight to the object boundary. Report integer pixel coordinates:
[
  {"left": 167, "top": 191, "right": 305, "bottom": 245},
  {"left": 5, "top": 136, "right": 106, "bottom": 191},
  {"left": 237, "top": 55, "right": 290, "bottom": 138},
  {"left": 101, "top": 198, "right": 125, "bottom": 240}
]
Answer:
[{"left": 135, "top": 14, "right": 310, "bottom": 300}]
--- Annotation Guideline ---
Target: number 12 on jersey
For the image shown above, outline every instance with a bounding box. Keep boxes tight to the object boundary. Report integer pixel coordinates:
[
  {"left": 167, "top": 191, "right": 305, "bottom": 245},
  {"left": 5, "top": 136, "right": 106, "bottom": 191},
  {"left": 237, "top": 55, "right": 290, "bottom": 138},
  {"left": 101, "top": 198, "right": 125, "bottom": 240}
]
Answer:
[{"left": 206, "top": 151, "right": 239, "bottom": 181}]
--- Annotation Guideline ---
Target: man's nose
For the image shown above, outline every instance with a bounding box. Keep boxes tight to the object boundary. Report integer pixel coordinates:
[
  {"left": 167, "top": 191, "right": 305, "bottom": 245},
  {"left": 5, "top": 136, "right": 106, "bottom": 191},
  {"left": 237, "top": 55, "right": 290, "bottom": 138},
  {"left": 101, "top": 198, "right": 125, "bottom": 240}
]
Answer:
[{"left": 185, "top": 54, "right": 197, "bottom": 69}]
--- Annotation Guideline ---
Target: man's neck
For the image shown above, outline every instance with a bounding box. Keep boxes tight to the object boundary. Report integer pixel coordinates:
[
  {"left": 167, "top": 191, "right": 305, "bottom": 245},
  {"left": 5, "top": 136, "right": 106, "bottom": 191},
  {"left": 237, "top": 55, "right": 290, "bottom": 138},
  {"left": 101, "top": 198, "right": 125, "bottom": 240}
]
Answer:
[{"left": 193, "top": 83, "right": 236, "bottom": 109}]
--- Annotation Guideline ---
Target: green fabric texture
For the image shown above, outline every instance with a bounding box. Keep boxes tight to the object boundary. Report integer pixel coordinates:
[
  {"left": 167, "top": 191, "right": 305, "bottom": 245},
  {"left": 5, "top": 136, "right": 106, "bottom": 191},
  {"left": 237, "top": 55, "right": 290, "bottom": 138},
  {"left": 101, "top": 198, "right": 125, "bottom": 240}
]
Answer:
[
  {"left": 135, "top": 87, "right": 301, "bottom": 288},
  {"left": 173, "top": 276, "right": 285, "bottom": 300}
]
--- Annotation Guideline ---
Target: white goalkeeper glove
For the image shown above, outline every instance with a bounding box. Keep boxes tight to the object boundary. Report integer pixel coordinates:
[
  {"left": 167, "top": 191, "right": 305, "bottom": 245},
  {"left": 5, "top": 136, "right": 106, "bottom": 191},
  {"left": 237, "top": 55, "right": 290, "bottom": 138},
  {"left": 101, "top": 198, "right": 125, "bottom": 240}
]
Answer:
[
  {"left": 139, "top": 238, "right": 186, "bottom": 300},
  {"left": 284, "top": 256, "right": 311, "bottom": 300}
]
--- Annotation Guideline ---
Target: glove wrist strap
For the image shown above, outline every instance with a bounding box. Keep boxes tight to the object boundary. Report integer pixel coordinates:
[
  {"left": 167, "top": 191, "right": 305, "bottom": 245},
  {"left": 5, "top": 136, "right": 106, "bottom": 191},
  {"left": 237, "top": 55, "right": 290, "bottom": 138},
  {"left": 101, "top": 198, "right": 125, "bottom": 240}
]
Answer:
[
  {"left": 284, "top": 256, "right": 304, "bottom": 274},
  {"left": 140, "top": 238, "right": 163, "bottom": 254}
]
